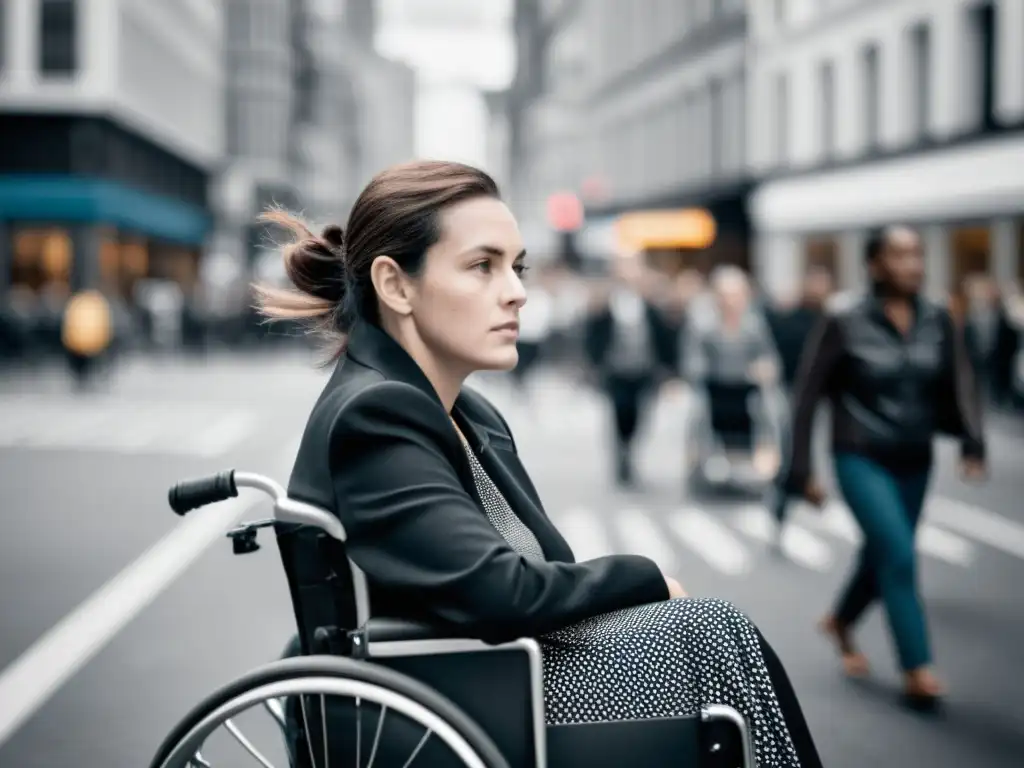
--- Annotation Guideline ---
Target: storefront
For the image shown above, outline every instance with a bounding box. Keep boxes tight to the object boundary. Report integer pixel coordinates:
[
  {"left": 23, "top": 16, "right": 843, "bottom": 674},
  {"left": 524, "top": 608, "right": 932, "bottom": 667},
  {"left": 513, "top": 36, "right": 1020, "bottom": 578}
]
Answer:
[
  {"left": 749, "top": 131, "right": 1024, "bottom": 301},
  {"left": 0, "top": 115, "right": 212, "bottom": 305}
]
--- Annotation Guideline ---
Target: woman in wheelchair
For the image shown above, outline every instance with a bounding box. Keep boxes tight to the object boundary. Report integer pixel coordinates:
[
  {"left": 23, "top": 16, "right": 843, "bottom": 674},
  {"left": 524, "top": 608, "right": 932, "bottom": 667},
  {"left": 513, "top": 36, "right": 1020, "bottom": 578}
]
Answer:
[
  {"left": 257, "top": 160, "right": 822, "bottom": 768},
  {"left": 683, "top": 267, "right": 786, "bottom": 481}
]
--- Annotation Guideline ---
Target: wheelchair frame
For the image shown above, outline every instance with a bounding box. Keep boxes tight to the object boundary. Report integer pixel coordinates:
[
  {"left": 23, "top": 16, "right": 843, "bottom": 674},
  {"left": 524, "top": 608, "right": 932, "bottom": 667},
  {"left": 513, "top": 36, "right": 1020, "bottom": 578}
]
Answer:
[
  {"left": 156, "top": 469, "right": 755, "bottom": 768},
  {"left": 687, "top": 381, "right": 786, "bottom": 491}
]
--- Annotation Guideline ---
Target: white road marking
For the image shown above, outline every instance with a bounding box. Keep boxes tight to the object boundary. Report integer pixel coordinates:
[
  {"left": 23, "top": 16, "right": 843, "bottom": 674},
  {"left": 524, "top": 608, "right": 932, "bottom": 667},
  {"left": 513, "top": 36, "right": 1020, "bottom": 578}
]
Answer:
[
  {"left": 555, "top": 507, "right": 615, "bottom": 562},
  {"left": 730, "top": 505, "right": 834, "bottom": 572},
  {"left": 669, "top": 507, "right": 751, "bottom": 576},
  {"left": 926, "top": 496, "right": 1024, "bottom": 562},
  {"left": 0, "top": 398, "right": 258, "bottom": 457},
  {"left": 613, "top": 507, "right": 677, "bottom": 572},
  {"left": 916, "top": 524, "right": 975, "bottom": 567},
  {"left": 0, "top": 442, "right": 299, "bottom": 747}
]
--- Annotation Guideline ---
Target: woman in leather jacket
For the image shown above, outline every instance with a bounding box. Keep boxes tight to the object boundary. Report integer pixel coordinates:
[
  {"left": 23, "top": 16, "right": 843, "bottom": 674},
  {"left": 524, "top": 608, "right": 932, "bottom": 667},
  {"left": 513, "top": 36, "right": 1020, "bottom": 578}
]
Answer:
[{"left": 784, "top": 225, "right": 986, "bottom": 709}]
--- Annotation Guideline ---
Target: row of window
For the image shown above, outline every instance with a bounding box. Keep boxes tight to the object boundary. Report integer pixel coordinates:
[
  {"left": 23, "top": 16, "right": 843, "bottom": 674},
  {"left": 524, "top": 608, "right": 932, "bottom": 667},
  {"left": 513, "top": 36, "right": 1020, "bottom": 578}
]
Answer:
[
  {"left": 590, "top": 0, "right": 744, "bottom": 91},
  {"left": 0, "top": 0, "right": 77, "bottom": 75},
  {"left": 767, "top": 2, "right": 998, "bottom": 167},
  {"left": 590, "top": 71, "right": 746, "bottom": 200}
]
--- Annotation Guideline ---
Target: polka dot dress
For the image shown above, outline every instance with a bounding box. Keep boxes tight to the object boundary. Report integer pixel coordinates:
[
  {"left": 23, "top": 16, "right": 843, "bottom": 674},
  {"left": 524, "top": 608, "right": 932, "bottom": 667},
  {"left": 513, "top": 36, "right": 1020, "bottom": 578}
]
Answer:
[{"left": 463, "top": 443, "right": 803, "bottom": 768}]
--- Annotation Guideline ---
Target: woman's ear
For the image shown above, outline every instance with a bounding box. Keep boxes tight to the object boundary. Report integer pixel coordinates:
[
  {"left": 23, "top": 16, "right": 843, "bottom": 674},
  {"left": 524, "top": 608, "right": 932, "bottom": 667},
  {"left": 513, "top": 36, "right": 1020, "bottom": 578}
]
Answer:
[{"left": 370, "top": 256, "right": 415, "bottom": 317}]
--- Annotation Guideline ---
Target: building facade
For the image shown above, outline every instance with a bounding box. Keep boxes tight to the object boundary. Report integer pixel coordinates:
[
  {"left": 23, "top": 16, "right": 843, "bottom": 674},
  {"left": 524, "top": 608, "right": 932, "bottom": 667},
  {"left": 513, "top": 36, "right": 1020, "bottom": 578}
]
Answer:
[
  {"left": 515, "top": 0, "right": 750, "bottom": 270},
  {"left": 747, "top": 0, "right": 1024, "bottom": 301},
  {"left": 0, "top": 0, "right": 224, "bottom": 304}
]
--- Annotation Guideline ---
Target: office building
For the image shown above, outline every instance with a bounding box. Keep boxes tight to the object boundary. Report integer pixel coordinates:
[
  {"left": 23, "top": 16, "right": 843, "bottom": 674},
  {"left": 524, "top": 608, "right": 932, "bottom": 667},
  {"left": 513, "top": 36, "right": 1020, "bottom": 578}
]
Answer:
[
  {"left": 1, "top": 0, "right": 224, "bottom": 304},
  {"left": 747, "top": 0, "right": 1024, "bottom": 300}
]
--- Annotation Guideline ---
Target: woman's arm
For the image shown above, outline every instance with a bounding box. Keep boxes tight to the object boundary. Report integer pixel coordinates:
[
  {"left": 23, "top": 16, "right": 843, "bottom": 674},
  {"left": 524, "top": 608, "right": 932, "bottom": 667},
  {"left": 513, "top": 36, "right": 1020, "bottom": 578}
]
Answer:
[
  {"left": 939, "top": 309, "right": 986, "bottom": 461},
  {"left": 783, "top": 314, "right": 844, "bottom": 495},
  {"left": 329, "top": 382, "right": 669, "bottom": 642}
]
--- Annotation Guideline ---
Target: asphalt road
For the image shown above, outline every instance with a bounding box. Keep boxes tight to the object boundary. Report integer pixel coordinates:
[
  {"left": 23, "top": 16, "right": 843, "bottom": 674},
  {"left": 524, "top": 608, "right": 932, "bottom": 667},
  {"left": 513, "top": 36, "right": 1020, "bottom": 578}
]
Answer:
[{"left": 0, "top": 353, "right": 1021, "bottom": 768}]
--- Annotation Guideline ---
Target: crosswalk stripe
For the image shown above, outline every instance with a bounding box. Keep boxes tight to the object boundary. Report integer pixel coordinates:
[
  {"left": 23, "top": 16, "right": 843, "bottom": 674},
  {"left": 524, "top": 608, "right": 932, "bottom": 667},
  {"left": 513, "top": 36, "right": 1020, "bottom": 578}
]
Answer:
[
  {"left": 916, "top": 524, "right": 975, "bottom": 567},
  {"left": 926, "top": 496, "right": 1024, "bottom": 562},
  {"left": 613, "top": 507, "right": 677, "bottom": 573},
  {"left": 794, "top": 500, "right": 977, "bottom": 567},
  {"left": 668, "top": 507, "right": 752, "bottom": 576},
  {"left": 557, "top": 507, "right": 615, "bottom": 562},
  {"left": 730, "top": 505, "right": 833, "bottom": 572}
]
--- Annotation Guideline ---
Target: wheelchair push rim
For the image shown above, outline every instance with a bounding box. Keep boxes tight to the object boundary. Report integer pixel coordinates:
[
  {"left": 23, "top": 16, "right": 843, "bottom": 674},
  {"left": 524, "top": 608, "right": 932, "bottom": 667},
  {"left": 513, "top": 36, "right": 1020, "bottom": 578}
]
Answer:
[{"left": 151, "top": 656, "right": 510, "bottom": 768}]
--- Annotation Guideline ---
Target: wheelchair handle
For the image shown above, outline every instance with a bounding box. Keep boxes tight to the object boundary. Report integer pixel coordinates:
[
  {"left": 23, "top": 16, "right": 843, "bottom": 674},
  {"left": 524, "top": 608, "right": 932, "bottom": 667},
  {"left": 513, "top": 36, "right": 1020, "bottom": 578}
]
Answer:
[{"left": 168, "top": 470, "right": 239, "bottom": 515}]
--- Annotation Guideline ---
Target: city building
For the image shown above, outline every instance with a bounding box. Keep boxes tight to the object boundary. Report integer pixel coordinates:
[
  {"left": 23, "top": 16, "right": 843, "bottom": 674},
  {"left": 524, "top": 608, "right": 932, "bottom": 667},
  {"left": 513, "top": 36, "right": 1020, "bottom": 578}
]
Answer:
[
  {"left": 514, "top": 0, "right": 751, "bottom": 272},
  {"left": 0, "top": 0, "right": 224, "bottom": 305},
  {"left": 746, "top": 0, "right": 1024, "bottom": 302}
]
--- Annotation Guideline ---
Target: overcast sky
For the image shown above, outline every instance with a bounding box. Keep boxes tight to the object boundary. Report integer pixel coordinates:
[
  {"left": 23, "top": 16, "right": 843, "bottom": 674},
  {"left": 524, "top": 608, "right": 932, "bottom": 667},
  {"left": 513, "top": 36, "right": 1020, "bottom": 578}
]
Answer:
[{"left": 374, "top": 0, "right": 515, "bottom": 167}]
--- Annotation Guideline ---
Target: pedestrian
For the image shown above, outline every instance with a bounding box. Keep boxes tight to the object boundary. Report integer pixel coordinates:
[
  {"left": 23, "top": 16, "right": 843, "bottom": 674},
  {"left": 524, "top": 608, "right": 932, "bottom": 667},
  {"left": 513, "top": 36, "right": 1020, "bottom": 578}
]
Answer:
[
  {"left": 582, "top": 255, "right": 677, "bottom": 486},
  {"left": 783, "top": 225, "right": 987, "bottom": 709}
]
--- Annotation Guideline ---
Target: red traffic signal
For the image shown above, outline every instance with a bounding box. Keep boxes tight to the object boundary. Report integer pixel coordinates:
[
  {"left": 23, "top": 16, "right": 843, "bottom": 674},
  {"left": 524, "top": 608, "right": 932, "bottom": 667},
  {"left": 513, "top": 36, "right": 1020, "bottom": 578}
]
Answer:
[{"left": 546, "top": 192, "right": 584, "bottom": 233}]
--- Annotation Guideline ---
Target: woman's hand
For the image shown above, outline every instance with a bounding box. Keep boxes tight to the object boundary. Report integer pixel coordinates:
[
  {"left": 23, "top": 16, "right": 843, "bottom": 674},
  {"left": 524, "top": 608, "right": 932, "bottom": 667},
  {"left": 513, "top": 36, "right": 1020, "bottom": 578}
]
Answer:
[
  {"left": 665, "top": 576, "right": 688, "bottom": 599},
  {"left": 804, "top": 477, "right": 828, "bottom": 508},
  {"left": 960, "top": 457, "right": 987, "bottom": 483}
]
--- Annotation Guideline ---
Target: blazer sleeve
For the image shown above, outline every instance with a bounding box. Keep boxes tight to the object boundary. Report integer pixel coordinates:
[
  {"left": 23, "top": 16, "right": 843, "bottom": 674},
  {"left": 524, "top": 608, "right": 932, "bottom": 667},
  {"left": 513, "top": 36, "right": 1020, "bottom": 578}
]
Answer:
[
  {"left": 784, "top": 313, "right": 844, "bottom": 494},
  {"left": 329, "top": 382, "right": 669, "bottom": 642},
  {"left": 938, "top": 309, "right": 986, "bottom": 461}
]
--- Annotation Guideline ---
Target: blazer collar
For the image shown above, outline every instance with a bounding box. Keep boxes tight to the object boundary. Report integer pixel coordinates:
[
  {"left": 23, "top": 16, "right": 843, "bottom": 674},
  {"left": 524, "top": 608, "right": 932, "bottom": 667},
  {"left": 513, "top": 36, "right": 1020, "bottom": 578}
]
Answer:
[
  {"left": 341, "top": 320, "right": 570, "bottom": 555},
  {"left": 344, "top": 319, "right": 491, "bottom": 451}
]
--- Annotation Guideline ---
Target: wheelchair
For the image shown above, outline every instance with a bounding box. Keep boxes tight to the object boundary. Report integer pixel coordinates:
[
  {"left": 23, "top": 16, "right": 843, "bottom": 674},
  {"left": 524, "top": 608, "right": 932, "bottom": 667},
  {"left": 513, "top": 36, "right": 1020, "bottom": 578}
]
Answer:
[
  {"left": 685, "top": 380, "right": 785, "bottom": 498},
  {"left": 150, "top": 469, "right": 755, "bottom": 768}
]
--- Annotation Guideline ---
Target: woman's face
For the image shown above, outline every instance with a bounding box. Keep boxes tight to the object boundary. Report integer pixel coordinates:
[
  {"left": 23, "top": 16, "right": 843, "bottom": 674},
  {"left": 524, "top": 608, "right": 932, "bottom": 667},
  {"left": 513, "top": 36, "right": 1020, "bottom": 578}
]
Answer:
[
  {"left": 874, "top": 227, "right": 925, "bottom": 295},
  {"left": 411, "top": 196, "right": 528, "bottom": 374}
]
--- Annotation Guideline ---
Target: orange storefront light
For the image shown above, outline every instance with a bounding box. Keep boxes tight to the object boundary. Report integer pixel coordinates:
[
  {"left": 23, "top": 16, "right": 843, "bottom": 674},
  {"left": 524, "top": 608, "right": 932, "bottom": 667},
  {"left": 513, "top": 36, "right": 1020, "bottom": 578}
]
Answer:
[{"left": 615, "top": 208, "right": 717, "bottom": 251}]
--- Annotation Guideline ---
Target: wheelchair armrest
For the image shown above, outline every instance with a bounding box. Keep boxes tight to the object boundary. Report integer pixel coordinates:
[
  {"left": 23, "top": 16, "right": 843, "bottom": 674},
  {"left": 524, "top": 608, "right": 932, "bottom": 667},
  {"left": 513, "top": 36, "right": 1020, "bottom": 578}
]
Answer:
[{"left": 360, "top": 617, "right": 461, "bottom": 643}]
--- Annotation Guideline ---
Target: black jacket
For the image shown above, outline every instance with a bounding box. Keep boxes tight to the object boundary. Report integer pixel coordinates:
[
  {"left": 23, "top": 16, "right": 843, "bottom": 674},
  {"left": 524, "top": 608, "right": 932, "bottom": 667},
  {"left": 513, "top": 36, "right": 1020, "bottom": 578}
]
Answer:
[
  {"left": 785, "top": 291, "right": 985, "bottom": 492},
  {"left": 286, "top": 320, "right": 668, "bottom": 644},
  {"left": 583, "top": 299, "right": 680, "bottom": 379}
]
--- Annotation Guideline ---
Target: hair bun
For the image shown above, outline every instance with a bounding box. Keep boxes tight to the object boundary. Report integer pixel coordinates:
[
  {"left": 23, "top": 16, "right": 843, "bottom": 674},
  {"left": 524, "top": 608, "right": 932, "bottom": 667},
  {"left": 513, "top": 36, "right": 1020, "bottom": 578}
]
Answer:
[{"left": 321, "top": 224, "right": 345, "bottom": 251}]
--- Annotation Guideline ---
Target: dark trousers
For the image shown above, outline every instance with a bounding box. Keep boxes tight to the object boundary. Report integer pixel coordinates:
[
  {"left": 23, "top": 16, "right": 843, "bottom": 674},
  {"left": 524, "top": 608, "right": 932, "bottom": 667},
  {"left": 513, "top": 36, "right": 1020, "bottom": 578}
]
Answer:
[
  {"left": 833, "top": 453, "right": 932, "bottom": 671},
  {"left": 606, "top": 373, "right": 652, "bottom": 447},
  {"left": 605, "top": 372, "right": 652, "bottom": 483}
]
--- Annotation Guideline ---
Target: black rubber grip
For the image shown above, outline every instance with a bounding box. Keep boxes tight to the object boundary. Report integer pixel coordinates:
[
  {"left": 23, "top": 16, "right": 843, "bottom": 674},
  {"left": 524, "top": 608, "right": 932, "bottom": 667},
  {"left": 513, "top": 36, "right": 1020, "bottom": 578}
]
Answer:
[{"left": 168, "top": 470, "right": 238, "bottom": 516}]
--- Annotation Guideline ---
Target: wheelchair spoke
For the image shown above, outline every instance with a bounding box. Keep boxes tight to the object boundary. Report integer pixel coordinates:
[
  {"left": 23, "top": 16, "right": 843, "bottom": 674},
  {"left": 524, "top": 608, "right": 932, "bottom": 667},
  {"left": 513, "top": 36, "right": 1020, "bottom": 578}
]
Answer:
[
  {"left": 299, "top": 695, "right": 320, "bottom": 768},
  {"left": 366, "top": 704, "right": 387, "bottom": 768},
  {"left": 320, "top": 694, "right": 329, "bottom": 768},
  {"left": 400, "top": 729, "right": 434, "bottom": 768},
  {"left": 222, "top": 718, "right": 277, "bottom": 768},
  {"left": 356, "top": 697, "right": 362, "bottom": 768},
  {"left": 262, "top": 697, "right": 286, "bottom": 731}
]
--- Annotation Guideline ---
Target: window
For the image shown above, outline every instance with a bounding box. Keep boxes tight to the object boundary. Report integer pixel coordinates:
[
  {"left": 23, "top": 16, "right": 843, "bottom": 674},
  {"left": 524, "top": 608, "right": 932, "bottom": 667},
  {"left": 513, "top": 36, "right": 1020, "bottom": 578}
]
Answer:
[
  {"left": 775, "top": 72, "right": 789, "bottom": 165},
  {"left": 39, "top": 0, "right": 77, "bottom": 75},
  {"left": 862, "top": 44, "right": 880, "bottom": 150},
  {"left": 0, "top": 0, "right": 6, "bottom": 73},
  {"left": 819, "top": 60, "right": 836, "bottom": 159},
  {"left": 967, "top": 1, "right": 996, "bottom": 131},
  {"left": 909, "top": 24, "right": 931, "bottom": 140},
  {"left": 709, "top": 78, "right": 724, "bottom": 173}
]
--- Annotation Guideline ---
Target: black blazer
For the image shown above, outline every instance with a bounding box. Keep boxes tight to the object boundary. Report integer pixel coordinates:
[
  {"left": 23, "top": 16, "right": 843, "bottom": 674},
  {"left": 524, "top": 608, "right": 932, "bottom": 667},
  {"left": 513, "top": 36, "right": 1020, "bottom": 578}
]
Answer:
[
  {"left": 286, "top": 320, "right": 668, "bottom": 644},
  {"left": 583, "top": 299, "right": 680, "bottom": 379}
]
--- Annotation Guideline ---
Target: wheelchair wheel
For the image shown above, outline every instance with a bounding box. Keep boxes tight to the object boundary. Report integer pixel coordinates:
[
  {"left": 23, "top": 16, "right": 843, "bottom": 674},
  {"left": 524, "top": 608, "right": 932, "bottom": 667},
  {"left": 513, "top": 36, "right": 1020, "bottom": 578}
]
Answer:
[{"left": 151, "top": 655, "right": 510, "bottom": 768}]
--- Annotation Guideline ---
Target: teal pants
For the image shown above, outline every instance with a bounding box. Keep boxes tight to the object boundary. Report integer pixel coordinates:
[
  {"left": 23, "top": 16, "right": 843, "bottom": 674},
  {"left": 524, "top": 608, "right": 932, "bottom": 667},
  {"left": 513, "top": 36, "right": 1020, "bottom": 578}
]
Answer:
[{"left": 833, "top": 453, "right": 932, "bottom": 671}]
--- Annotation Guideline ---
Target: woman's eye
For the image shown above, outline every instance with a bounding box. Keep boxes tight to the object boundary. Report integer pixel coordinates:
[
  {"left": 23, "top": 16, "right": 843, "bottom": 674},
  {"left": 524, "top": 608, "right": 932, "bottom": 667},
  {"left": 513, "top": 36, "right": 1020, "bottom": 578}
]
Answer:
[
  {"left": 473, "top": 260, "right": 492, "bottom": 273},
  {"left": 514, "top": 264, "right": 530, "bottom": 277}
]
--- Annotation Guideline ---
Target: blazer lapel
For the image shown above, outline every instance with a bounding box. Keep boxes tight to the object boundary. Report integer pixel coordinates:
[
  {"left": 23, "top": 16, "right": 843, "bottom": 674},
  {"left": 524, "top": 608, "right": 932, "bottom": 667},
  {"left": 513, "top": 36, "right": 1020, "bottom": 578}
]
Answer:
[{"left": 453, "top": 406, "right": 574, "bottom": 563}]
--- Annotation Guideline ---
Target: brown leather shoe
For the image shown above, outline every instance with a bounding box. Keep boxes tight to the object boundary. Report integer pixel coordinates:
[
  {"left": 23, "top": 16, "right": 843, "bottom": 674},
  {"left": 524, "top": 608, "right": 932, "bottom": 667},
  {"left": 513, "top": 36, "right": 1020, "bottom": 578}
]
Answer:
[{"left": 819, "top": 615, "right": 870, "bottom": 678}]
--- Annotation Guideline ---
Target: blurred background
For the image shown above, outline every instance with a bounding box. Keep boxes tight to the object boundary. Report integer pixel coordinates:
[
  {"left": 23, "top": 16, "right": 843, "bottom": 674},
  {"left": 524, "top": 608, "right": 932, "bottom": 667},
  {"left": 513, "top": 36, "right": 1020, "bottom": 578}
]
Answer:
[{"left": 1, "top": 2, "right": 1024, "bottom": 768}]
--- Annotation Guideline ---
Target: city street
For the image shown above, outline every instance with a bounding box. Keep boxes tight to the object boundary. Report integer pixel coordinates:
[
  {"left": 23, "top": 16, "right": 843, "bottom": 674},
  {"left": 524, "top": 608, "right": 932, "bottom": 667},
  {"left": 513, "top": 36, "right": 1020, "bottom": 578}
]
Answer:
[{"left": 0, "top": 354, "right": 1022, "bottom": 767}]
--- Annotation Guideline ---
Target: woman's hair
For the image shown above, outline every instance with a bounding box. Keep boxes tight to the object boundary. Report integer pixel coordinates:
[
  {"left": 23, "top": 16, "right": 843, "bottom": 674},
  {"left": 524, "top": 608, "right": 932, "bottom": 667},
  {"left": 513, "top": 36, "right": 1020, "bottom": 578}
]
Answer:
[{"left": 253, "top": 160, "right": 500, "bottom": 363}]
